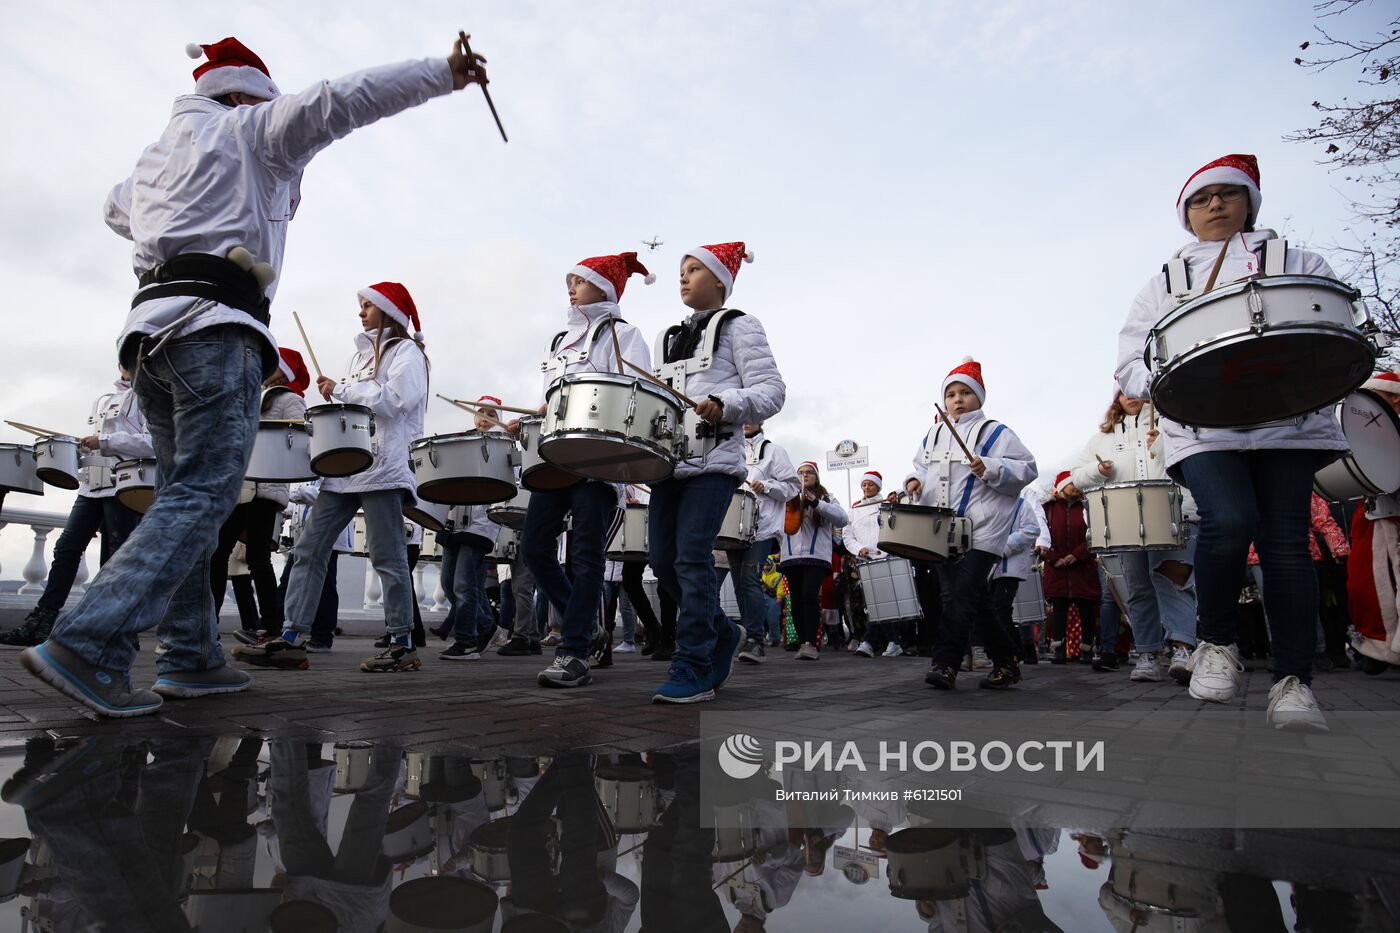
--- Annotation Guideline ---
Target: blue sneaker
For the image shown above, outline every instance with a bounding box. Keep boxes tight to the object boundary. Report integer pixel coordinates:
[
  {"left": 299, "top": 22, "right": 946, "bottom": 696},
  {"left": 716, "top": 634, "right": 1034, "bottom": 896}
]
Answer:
[
  {"left": 20, "top": 641, "right": 163, "bottom": 718},
  {"left": 709, "top": 620, "right": 744, "bottom": 691},
  {"left": 652, "top": 662, "right": 716, "bottom": 704}
]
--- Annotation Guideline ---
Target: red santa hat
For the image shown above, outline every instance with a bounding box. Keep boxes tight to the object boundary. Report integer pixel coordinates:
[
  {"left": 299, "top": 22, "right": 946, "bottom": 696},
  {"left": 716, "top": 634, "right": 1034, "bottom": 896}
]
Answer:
[
  {"left": 569, "top": 252, "right": 654, "bottom": 304},
  {"left": 1177, "top": 153, "right": 1261, "bottom": 233},
  {"left": 357, "top": 282, "right": 423, "bottom": 340},
  {"left": 1053, "top": 471, "right": 1074, "bottom": 496},
  {"left": 186, "top": 38, "right": 280, "bottom": 101},
  {"left": 475, "top": 395, "right": 502, "bottom": 414},
  {"left": 684, "top": 242, "right": 754, "bottom": 300},
  {"left": 942, "top": 356, "right": 986, "bottom": 404},
  {"left": 1361, "top": 370, "right": 1400, "bottom": 396},
  {"left": 798, "top": 460, "right": 820, "bottom": 475},
  {"left": 860, "top": 471, "right": 883, "bottom": 490},
  {"left": 276, "top": 347, "right": 310, "bottom": 397}
]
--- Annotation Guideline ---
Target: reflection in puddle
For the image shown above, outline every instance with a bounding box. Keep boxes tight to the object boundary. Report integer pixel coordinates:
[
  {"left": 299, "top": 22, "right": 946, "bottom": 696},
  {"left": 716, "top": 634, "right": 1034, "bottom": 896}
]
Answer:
[{"left": 0, "top": 735, "right": 1394, "bottom": 931}]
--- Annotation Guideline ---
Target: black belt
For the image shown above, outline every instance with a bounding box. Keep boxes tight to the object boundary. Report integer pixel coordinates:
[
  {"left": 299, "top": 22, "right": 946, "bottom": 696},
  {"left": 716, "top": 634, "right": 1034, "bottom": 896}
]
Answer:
[{"left": 133, "top": 253, "right": 271, "bottom": 326}]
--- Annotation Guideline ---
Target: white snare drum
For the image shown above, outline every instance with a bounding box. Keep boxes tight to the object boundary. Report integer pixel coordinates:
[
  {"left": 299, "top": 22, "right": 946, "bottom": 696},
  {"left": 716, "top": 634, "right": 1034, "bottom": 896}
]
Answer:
[
  {"left": 606, "top": 503, "right": 650, "bottom": 561},
  {"left": 404, "top": 497, "right": 451, "bottom": 533},
  {"left": 714, "top": 488, "right": 758, "bottom": 550},
  {"left": 1147, "top": 274, "right": 1378, "bottom": 428},
  {"left": 0, "top": 443, "right": 42, "bottom": 495},
  {"left": 467, "top": 818, "right": 514, "bottom": 882},
  {"left": 595, "top": 765, "right": 659, "bottom": 833},
  {"left": 1084, "top": 480, "right": 1184, "bottom": 552},
  {"left": 713, "top": 800, "right": 757, "bottom": 863},
  {"left": 876, "top": 504, "right": 967, "bottom": 562},
  {"left": 305, "top": 403, "right": 375, "bottom": 477},
  {"left": 885, "top": 828, "right": 986, "bottom": 901},
  {"left": 246, "top": 421, "right": 314, "bottom": 482},
  {"left": 386, "top": 877, "right": 499, "bottom": 933},
  {"left": 517, "top": 415, "right": 584, "bottom": 492},
  {"left": 411, "top": 431, "right": 517, "bottom": 505},
  {"left": 470, "top": 758, "right": 509, "bottom": 811},
  {"left": 382, "top": 801, "right": 433, "bottom": 861},
  {"left": 487, "top": 526, "right": 520, "bottom": 565},
  {"left": 33, "top": 436, "right": 81, "bottom": 490},
  {"left": 540, "top": 373, "right": 682, "bottom": 484},
  {"left": 113, "top": 458, "right": 157, "bottom": 513},
  {"left": 333, "top": 741, "right": 375, "bottom": 794},
  {"left": 486, "top": 485, "right": 532, "bottom": 530},
  {"left": 1012, "top": 570, "right": 1046, "bottom": 624},
  {"left": 419, "top": 530, "right": 443, "bottom": 563},
  {"left": 1314, "top": 389, "right": 1400, "bottom": 502},
  {"left": 857, "top": 556, "right": 923, "bottom": 623}
]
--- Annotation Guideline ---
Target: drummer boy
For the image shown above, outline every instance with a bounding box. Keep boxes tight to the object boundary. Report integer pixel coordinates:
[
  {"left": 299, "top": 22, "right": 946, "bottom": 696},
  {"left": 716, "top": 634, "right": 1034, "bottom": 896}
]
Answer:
[{"left": 912, "top": 358, "right": 1037, "bottom": 691}]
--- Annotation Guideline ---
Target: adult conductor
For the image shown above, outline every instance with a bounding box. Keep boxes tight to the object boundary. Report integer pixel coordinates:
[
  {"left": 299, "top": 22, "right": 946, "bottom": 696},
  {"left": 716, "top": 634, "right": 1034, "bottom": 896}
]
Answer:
[{"left": 21, "top": 34, "right": 490, "bottom": 717}]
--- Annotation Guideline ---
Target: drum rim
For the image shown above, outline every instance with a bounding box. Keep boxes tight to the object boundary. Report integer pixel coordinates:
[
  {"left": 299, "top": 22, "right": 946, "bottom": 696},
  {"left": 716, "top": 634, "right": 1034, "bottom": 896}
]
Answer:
[
  {"left": 255, "top": 420, "right": 309, "bottom": 433},
  {"left": 538, "top": 431, "right": 677, "bottom": 482},
  {"left": 35, "top": 469, "right": 80, "bottom": 490},
  {"left": 879, "top": 502, "right": 955, "bottom": 516},
  {"left": 1154, "top": 273, "right": 1360, "bottom": 327},
  {"left": 1148, "top": 319, "right": 1374, "bottom": 375},
  {"left": 245, "top": 469, "right": 318, "bottom": 483},
  {"left": 1335, "top": 388, "right": 1400, "bottom": 493},
  {"left": 1093, "top": 479, "right": 1180, "bottom": 492},
  {"left": 305, "top": 402, "right": 373, "bottom": 416},
  {"left": 552, "top": 370, "right": 686, "bottom": 406},
  {"left": 32, "top": 435, "right": 79, "bottom": 447},
  {"left": 410, "top": 430, "right": 519, "bottom": 449}
]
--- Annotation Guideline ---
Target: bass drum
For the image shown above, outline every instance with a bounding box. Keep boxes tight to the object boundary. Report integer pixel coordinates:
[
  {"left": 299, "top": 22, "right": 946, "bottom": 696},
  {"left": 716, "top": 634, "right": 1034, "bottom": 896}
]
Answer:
[{"left": 1313, "top": 389, "right": 1400, "bottom": 502}]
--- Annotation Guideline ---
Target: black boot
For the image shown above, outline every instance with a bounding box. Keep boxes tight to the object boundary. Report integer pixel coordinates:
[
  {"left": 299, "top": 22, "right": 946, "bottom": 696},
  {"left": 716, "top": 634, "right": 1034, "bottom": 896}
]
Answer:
[
  {"left": 979, "top": 663, "right": 1021, "bottom": 690},
  {"left": 925, "top": 663, "right": 958, "bottom": 690},
  {"left": 0, "top": 607, "right": 58, "bottom": 649}
]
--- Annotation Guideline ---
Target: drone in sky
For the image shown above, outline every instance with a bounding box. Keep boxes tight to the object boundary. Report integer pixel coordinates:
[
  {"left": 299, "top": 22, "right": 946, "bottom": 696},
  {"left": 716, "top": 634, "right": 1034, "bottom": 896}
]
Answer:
[{"left": 642, "top": 236, "right": 663, "bottom": 251}]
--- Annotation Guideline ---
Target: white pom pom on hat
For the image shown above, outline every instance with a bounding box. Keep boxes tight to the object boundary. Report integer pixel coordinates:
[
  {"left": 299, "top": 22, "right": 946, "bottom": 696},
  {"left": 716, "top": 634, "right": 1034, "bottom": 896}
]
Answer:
[
  {"left": 186, "top": 42, "right": 205, "bottom": 59},
  {"left": 961, "top": 355, "right": 974, "bottom": 363},
  {"left": 643, "top": 272, "right": 656, "bottom": 285}
]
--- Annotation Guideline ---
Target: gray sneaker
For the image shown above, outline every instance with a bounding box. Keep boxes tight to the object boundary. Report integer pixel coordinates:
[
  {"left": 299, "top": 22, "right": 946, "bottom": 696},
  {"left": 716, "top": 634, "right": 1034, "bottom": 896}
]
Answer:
[
  {"left": 738, "top": 639, "right": 766, "bottom": 663},
  {"left": 538, "top": 655, "right": 592, "bottom": 688},
  {"left": 20, "top": 641, "right": 163, "bottom": 718},
  {"left": 152, "top": 665, "right": 252, "bottom": 699}
]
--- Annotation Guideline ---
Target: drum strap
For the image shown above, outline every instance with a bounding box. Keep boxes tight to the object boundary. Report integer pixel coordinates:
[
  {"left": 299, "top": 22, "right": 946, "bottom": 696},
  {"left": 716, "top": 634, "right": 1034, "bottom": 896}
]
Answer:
[
  {"left": 133, "top": 253, "right": 270, "bottom": 325},
  {"left": 1262, "top": 238, "right": 1288, "bottom": 276},
  {"left": 1163, "top": 258, "right": 1191, "bottom": 297}
]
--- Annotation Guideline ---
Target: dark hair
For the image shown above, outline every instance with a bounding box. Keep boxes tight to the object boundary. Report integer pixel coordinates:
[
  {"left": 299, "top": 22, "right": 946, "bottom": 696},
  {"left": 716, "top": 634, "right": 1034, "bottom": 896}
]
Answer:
[{"left": 374, "top": 317, "right": 431, "bottom": 377}]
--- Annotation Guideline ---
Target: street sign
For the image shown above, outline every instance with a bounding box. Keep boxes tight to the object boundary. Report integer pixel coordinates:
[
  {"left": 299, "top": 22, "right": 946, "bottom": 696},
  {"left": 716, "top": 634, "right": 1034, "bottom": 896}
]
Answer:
[{"left": 826, "top": 443, "right": 869, "bottom": 471}]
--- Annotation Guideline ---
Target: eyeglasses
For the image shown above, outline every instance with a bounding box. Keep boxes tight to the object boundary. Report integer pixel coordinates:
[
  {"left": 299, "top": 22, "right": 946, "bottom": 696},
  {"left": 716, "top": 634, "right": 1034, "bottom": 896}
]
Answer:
[{"left": 1185, "top": 186, "right": 1248, "bottom": 211}]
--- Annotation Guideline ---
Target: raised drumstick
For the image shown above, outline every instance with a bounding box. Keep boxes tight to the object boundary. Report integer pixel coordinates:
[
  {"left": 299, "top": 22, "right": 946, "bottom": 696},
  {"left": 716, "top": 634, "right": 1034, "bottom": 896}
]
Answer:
[
  {"left": 6, "top": 419, "right": 74, "bottom": 438},
  {"left": 458, "top": 399, "right": 541, "bottom": 417},
  {"left": 933, "top": 404, "right": 977, "bottom": 462},
  {"left": 459, "top": 31, "right": 508, "bottom": 143},
  {"left": 437, "top": 394, "right": 509, "bottom": 432},
  {"left": 292, "top": 311, "right": 324, "bottom": 379}
]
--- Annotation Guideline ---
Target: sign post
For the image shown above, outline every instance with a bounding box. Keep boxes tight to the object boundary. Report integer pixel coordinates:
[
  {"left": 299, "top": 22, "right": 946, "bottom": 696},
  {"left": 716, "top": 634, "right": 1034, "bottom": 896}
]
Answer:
[{"left": 826, "top": 440, "right": 869, "bottom": 505}]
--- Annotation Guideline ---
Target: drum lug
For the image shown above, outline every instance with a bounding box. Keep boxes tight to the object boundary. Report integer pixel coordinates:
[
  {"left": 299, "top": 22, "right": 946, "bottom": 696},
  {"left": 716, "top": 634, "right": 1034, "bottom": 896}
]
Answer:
[
  {"left": 1148, "top": 331, "right": 1166, "bottom": 369},
  {"left": 428, "top": 442, "right": 439, "bottom": 469},
  {"left": 1247, "top": 286, "right": 1266, "bottom": 333},
  {"left": 368, "top": 415, "right": 376, "bottom": 437}
]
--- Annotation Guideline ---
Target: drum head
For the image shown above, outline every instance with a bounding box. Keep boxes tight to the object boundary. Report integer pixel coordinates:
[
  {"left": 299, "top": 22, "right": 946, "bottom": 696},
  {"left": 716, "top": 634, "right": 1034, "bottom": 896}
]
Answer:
[
  {"left": 1153, "top": 330, "right": 1373, "bottom": 427},
  {"left": 538, "top": 434, "right": 674, "bottom": 484},
  {"left": 390, "top": 877, "right": 499, "bottom": 927},
  {"left": 521, "top": 462, "right": 585, "bottom": 492},
  {"left": 117, "top": 488, "right": 155, "bottom": 514},
  {"left": 311, "top": 448, "right": 374, "bottom": 478},
  {"left": 35, "top": 467, "right": 79, "bottom": 491},
  {"left": 1338, "top": 390, "right": 1400, "bottom": 495},
  {"left": 404, "top": 506, "right": 448, "bottom": 532},
  {"left": 418, "top": 476, "right": 517, "bottom": 506},
  {"left": 487, "top": 507, "right": 528, "bottom": 530}
]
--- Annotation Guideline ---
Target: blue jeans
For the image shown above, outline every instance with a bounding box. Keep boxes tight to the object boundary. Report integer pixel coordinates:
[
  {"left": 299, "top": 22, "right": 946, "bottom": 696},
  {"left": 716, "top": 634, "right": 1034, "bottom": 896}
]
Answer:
[
  {"left": 442, "top": 535, "right": 493, "bottom": 642},
  {"left": 1178, "top": 449, "right": 1326, "bottom": 683},
  {"left": 51, "top": 325, "right": 262, "bottom": 675},
  {"left": 278, "top": 552, "right": 340, "bottom": 643},
  {"left": 522, "top": 481, "right": 617, "bottom": 659},
  {"left": 618, "top": 587, "right": 637, "bottom": 644},
  {"left": 36, "top": 494, "right": 141, "bottom": 614},
  {"left": 726, "top": 537, "right": 775, "bottom": 641},
  {"left": 285, "top": 488, "right": 413, "bottom": 636},
  {"left": 647, "top": 473, "right": 740, "bottom": 674},
  {"left": 1105, "top": 525, "right": 1199, "bottom": 654},
  {"left": 935, "top": 549, "right": 1016, "bottom": 667},
  {"left": 1097, "top": 566, "right": 1122, "bottom": 654}
]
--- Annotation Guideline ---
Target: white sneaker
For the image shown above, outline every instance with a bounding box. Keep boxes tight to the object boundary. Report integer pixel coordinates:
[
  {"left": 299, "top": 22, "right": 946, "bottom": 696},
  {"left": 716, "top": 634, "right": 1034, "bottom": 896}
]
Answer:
[
  {"left": 971, "top": 646, "right": 992, "bottom": 669},
  {"left": 541, "top": 632, "right": 562, "bottom": 648},
  {"left": 1186, "top": 643, "right": 1244, "bottom": 703},
  {"left": 1267, "top": 676, "right": 1329, "bottom": 732},
  {"left": 614, "top": 642, "right": 637, "bottom": 654},
  {"left": 854, "top": 642, "right": 874, "bottom": 658},
  {"left": 883, "top": 642, "right": 904, "bottom": 658},
  {"left": 1130, "top": 654, "right": 1163, "bottom": 682},
  {"left": 1167, "top": 644, "right": 1192, "bottom": 684}
]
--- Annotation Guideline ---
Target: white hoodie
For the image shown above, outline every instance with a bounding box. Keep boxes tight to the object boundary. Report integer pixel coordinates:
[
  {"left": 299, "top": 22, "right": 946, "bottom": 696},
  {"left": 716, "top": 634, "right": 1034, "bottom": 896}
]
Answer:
[
  {"left": 1067, "top": 409, "right": 1198, "bottom": 520},
  {"left": 742, "top": 432, "right": 800, "bottom": 542},
  {"left": 322, "top": 332, "right": 427, "bottom": 499},
  {"left": 843, "top": 495, "right": 886, "bottom": 559}
]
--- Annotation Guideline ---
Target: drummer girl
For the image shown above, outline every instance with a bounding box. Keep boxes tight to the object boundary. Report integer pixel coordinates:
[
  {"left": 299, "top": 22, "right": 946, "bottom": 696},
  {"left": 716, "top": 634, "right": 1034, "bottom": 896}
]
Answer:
[
  {"left": 235, "top": 281, "right": 429, "bottom": 675},
  {"left": 777, "top": 461, "right": 848, "bottom": 660},
  {"left": 1115, "top": 154, "right": 1348, "bottom": 730}
]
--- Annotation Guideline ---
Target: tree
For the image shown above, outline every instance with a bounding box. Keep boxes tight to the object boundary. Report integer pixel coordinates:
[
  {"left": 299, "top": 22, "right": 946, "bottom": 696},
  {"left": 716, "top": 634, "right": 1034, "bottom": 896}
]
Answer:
[{"left": 1287, "top": 0, "right": 1400, "bottom": 359}]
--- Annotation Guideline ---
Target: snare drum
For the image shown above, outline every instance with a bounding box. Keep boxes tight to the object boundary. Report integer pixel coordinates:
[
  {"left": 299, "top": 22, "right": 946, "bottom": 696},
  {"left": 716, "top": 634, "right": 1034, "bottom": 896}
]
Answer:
[
  {"left": 595, "top": 765, "right": 659, "bottom": 833},
  {"left": 885, "top": 828, "right": 986, "bottom": 901},
  {"left": 467, "top": 818, "right": 514, "bottom": 883},
  {"left": 382, "top": 802, "right": 433, "bottom": 861},
  {"left": 305, "top": 404, "right": 375, "bottom": 477},
  {"left": 1147, "top": 274, "right": 1378, "bottom": 428},
  {"left": 487, "top": 527, "right": 520, "bottom": 564},
  {"left": 246, "top": 421, "right": 315, "bottom": 482},
  {"left": 1084, "top": 480, "right": 1185, "bottom": 552},
  {"left": 606, "top": 503, "right": 650, "bottom": 561},
  {"left": 1367, "top": 493, "right": 1400, "bottom": 520},
  {"left": 411, "top": 432, "right": 517, "bottom": 505},
  {"left": 33, "top": 436, "right": 81, "bottom": 490},
  {"left": 486, "top": 485, "right": 531, "bottom": 530},
  {"left": 404, "top": 497, "right": 451, "bottom": 533},
  {"left": 539, "top": 373, "right": 682, "bottom": 484},
  {"left": 113, "top": 458, "right": 157, "bottom": 513},
  {"left": 333, "top": 741, "right": 375, "bottom": 794},
  {"left": 0, "top": 443, "right": 42, "bottom": 495},
  {"left": 1012, "top": 570, "right": 1046, "bottom": 624},
  {"left": 516, "top": 415, "right": 583, "bottom": 492},
  {"left": 714, "top": 488, "right": 758, "bottom": 550},
  {"left": 876, "top": 504, "right": 964, "bottom": 562},
  {"left": 349, "top": 513, "right": 404, "bottom": 558},
  {"left": 1313, "top": 389, "right": 1400, "bottom": 502},
  {"left": 713, "top": 800, "right": 757, "bottom": 863},
  {"left": 857, "top": 556, "right": 923, "bottom": 623},
  {"left": 470, "top": 758, "right": 509, "bottom": 811}
]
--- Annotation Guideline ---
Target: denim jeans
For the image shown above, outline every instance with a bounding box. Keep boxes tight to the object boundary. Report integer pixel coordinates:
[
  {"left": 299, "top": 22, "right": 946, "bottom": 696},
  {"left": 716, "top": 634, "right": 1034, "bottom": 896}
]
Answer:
[
  {"left": 51, "top": 325, "right": 262, "bottom": 675},
  {"left": 507, "top": 556, "right": 540, "bottom": 639},
  {"left": 442, "top": 535, "right": 493, "bottom": 642},
  {"left": 726, "top": 537, "right": 775, "bottom": 641},
  {"left": 988, "top": 576, "right": 1022, "bottom": 654},
  {"left": 285, "top": 488, "right": 413, "bottom": 636},
  {"left": 622, "top": 560, "right": 660, "bottom": 645},
  {"left": 1104, "top": 525, "right": 1199, "bottom": 655},
  {"left": 36, "top": 494, "right": 141, "bottom": 614},
  {"left": 522, "top": 481, "right": 617, "bottom": 659},
  {"left": 1178, "top": 449, "right": 1325, "bottom": 683},
  {"left": 1098, "top": 566, "right": 1122, "bottom": 654},
  {"left": 648, "top": 473, "right": 741, "bottom": 674},
  {"left": 764, "top": 596, "right": 783, "bottom": 643},
  {"left": 935, "top": 549, "right": 1017, "bottom": 667},
  {"left": 279, "top": 552, "right": 340, "bottom": 643},
  {"left": 618, "top": 588, "right": 637, "bottom": 644},
  {"left": 507, "top": 755, "right": 608, "bottom": 916}
]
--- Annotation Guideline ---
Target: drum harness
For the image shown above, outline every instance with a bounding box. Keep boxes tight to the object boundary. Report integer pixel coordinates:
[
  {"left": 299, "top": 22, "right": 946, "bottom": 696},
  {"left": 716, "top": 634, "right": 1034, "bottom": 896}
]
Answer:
[
  {"left": 920, "top": 418, "right": 1004, "bottom": 518},
  {"left": 654, "top": 308, "right": 746, "bottom": 464}
]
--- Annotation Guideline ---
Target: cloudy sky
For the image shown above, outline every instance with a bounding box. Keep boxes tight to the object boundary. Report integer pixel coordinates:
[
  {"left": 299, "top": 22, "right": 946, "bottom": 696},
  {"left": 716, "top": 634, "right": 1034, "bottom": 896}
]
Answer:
[{"left": 0, "top": 0, "right": 1387, "bottom": 574}]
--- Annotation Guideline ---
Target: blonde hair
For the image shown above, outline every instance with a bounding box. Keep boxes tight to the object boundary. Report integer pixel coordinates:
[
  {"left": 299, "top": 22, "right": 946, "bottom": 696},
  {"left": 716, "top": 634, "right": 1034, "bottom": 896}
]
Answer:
[{"left": 1098, "top": 392, "right": 1127, "bottom": 434}]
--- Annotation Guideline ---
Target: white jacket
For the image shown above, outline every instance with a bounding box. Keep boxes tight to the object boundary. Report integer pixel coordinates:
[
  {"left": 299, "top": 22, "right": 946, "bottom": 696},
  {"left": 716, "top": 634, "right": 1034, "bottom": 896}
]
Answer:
[
  {"left": 655, "top": 311, "right": 787, "bottom": 481},
  {"left": 106, "top": 59, "right": 454, "bottom": 375},
  {"left": 83, "top": 380, "right": 154, "bottom": 499},
  {"left": 322, "top": 332, "right": 426, "bottom": 498},
  {"left": 1068, "top": 411, "right": 1199, "bottom": 520},
  {"left": 743, "top": 433, "right": 800, "bottom": 542},
  {"left": 843, "top": 496, "right": 885, "bottom": 559},
  {"left": 243, "top": 386, "right": 307, "bottom": 508},
  {"left": 778, "top": 495, "right": 848, "bottom": 568},
  {"left": 1115, "top": 230, "right": 1348, "bottom": 469},
  {"left": 447, "top": 504, "right": 500, "bottom": 545},
  {"left": 991, "top": 493, "right": 1042, "bottom": 580},
  {"left": 912, "top": 409, "right": 1038, "bottom": 556}
]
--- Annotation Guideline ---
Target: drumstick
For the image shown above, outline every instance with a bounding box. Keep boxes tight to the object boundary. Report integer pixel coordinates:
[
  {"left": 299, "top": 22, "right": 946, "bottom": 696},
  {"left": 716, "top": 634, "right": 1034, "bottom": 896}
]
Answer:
[
  {"left": 436, "top": 394, "right": 510, "bottom": 432},
  {"left": 291, "top": 311, "right": 325, "bottom": 379},
  {"left": 713, "top": 858, "right": 755, "bottom": 890},
  {"left": 1147, "top": 401, "right": 1159, "bottom": 459},
  {"left": 621, "top": 359, "right": 699, "bottom": 408},
  {"left": 5, "top": 419, "right": 74, "bottom": 438},
  {"left": 459, "top": 399, "right": 541, "bottom": 417},
  {"left": 932, "top": 404, "right": 977, "bottom": 462},
  {"left": 458, "top": 31, "right": 508, "bottom": 143},
  {"left": 609, "top": 318, "right": 625, "bottom": 376},
  {"left": 1202, "top": 237, "right": 1232, "bottom": 293}
]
